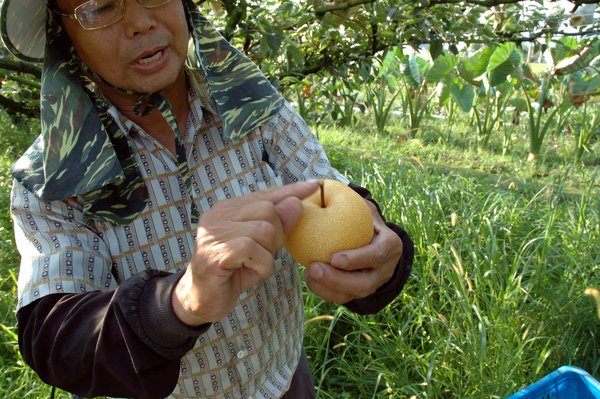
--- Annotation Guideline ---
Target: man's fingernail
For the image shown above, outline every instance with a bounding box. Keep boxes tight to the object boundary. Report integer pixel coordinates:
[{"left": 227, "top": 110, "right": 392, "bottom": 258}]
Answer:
[
  {"left": 309, "top": 263, "right": 323, "bottom": 279},
  {"left": 332, "top": 254, "right": 349, "bottom": 268}
]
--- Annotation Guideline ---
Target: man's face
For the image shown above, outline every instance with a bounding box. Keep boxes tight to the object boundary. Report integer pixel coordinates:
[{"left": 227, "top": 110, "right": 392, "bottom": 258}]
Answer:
[{"left": 56, "top": 0, "right": 190, "bottom": 94}]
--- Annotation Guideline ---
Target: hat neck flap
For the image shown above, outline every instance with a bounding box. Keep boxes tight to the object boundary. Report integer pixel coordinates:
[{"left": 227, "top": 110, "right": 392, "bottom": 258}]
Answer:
[
  {"left": 185, "top": 2, "right": 285, "bottom": 141},
  {"left": 11, "top": 10, "right": 124, "bottom": 203}
]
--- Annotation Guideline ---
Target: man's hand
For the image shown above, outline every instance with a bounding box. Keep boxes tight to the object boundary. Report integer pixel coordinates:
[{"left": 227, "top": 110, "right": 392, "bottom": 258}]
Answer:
[
  {"left": 172, "top": 180, "right": 319, "bottom": 326},
  {"left": 304, "top": 201, "right": 403, "bottom": 304}
]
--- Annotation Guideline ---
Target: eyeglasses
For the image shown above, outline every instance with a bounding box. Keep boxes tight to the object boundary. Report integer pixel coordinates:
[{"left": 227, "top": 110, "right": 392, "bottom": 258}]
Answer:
[{"left": 50, "top": 0, "right": 172, "bottom": 30}]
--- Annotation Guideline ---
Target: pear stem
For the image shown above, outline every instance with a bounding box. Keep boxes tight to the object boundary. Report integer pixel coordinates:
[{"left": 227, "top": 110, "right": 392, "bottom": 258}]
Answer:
[{"left": 319, "top": 180, "right": 325, "bottom": 208}]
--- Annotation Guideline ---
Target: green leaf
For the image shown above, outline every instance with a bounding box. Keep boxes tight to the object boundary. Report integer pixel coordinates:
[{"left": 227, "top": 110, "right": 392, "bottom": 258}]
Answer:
[
  {"left": 387, "top": 75, "right": 399, "bottom": 92},
  {"left": 400, "top": 56, "right": 420, "bottom": 88},
  {"left": 508, "top": 50, "right": 523, "bottom": 67},
  {"left": 358, "top": 63, "right": 371, "bottom": 83},
  {"left": 408, "top": 56, "right": 421, "bottom": 87},
  {"left": 286, "top": 42, "right": 304, "bottom": 65},
  {"left": 489, "top": 59, "right": 516, "bottom": 86},
  {"left": 261, "top": 32, "right": 282, "bottom": 56},
  {"left": 450, "top": 83, "right": 474, "bottom": 112},
  {"left": 472, "top": 48, "right": 494, "bottom": 77},
  {"left": 437, "top": 82, "right": 451, "bottom": 107},
  {"left": 568, "top": 74, "right": 600, "bottom": 97},
  {"left": 427, "top": 53, "right": 456, "bottom": 83},
  {"left": 379, "top": 51, "right": 397, "bottom": 78},
  {"left": 459, "top": 48, "right": 493, "bottom": 82},
  {"left": 430, "top": 39, "right": 444, "bottom": 60},
  {"left": 416, "top": 56, "right": 432, "bottom": 76},
  {"left": 488, "top": 42, "right": 516, "bottom": 72},
  {"left": 355, "top": 72, "right": 368, "bottom": 86},
  {"left": 510, "top": 97, "right": 528, "bottom": 112}
]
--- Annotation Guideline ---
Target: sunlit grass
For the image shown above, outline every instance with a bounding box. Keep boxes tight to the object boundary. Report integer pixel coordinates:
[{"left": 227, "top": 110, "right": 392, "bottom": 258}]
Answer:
[
  {"left": 305, "top": 123, "right": 599, "bottom": 398},
  {"left": 0, "top": 110, "right": 598, "bottom": 398}
]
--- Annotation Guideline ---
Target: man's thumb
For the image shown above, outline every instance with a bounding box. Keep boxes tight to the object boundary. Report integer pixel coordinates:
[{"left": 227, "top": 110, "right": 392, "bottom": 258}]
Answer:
[{"left": 275, "top": 196, "right": 304, "bottom": 233}]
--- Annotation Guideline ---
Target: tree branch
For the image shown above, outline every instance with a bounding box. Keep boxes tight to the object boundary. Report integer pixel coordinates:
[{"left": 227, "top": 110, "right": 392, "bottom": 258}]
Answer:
[
  {"left": 314, "top": 0, "right": 375, "bottom": 16},
  {"left": 430, "top": 0, "right": 521, "bottom": 5},
  {"left": 0, "top": 95, "right": 39, "bottom": 118},
  {"left": 0, "top": 59, "right": 41, "bottom": 79}
]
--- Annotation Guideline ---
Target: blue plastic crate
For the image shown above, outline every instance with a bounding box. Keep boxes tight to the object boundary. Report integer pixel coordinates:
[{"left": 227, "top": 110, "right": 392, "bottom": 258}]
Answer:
[{"left": 508, "top": 366, "right": 600, "bottom": 399}]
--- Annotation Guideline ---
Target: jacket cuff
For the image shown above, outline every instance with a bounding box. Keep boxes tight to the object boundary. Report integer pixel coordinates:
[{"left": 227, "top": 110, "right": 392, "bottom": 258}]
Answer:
[
  {"left": 115, "top": 269, "right": 210, "bottom": 359},
  {"left": 345, "top": 182, "right": 414, "bottom": 315},
  {"left": 343, "top": 222, "right": 414, "bottom": 314}
]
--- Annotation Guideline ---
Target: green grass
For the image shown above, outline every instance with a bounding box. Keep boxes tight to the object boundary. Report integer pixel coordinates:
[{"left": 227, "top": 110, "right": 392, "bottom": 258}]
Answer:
[
  {"left": 0, "top": 114, "right": 75, "bottom": 398},
  {"left": 305, "top": 119, "right": 600, "bottom": 398},
  {"left": 0, "top": 109, "right": 599, "bottom": 398}
]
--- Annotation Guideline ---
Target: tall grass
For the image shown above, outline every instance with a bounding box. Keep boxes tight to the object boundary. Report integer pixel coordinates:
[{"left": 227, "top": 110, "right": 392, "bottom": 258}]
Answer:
[
  {"left": 0, "top": 111, "right": 599, "bottom": 398},
  {"left": 305, "top": 126, "right": 599, "bottom": 398},
  {"left": 0, "top": 114, "right": 74, "bottom": 398}
]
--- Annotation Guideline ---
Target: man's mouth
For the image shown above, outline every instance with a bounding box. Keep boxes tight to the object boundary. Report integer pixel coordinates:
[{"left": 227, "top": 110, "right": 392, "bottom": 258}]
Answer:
[{"left": 138, "top": 49, "right": 164, "bottom": 65}]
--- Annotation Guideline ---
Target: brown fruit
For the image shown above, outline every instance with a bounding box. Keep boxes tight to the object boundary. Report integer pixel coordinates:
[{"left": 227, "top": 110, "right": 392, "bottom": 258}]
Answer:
[{"left": 284, "top": 179, "right": 374, "bottom": 266}]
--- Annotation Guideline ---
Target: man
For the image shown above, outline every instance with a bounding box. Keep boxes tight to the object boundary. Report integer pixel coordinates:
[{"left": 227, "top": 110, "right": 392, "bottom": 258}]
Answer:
[{"left": 1, "top": 0, "right": 414, "bottom": 398}]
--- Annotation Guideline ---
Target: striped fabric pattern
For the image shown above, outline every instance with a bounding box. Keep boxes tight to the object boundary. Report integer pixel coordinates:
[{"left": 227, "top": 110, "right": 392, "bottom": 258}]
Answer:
[{"left": 11, "top": 74, "right": 347, "bottom": 398}]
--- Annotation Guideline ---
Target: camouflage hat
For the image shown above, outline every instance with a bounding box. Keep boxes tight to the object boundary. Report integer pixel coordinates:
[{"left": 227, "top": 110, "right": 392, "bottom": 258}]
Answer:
[
  {"left": 9, "top": 0, "right": 285, "bottom": 224},
  {"left": 0, "top": 0, "right": 46, "bottom": 62}
]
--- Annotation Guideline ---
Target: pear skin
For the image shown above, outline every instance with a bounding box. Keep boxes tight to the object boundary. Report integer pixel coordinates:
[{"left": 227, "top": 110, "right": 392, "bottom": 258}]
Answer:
[{"left": 284, "top": 179, "right": 374, "bottom": 266}]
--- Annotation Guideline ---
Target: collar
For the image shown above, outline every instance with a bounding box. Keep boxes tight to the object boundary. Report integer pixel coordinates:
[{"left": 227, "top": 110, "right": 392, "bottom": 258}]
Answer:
[{"left": 108, "top": 69, "right": 215, "bottom": 140}]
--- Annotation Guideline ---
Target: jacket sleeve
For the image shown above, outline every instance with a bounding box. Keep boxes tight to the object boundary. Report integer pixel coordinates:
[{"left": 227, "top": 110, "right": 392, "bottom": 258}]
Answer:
[
  {"left": 343, "top": 183, "right": 414, "bottom": 315},
  {"left": 17, "top": 270, "right": 209, "bottom": 399}
]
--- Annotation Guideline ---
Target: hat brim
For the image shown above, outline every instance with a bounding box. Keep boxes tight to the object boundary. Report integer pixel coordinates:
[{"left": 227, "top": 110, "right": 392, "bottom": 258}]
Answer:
[{"left": 1, "top": 0, "right": 46, "bottom": 63}]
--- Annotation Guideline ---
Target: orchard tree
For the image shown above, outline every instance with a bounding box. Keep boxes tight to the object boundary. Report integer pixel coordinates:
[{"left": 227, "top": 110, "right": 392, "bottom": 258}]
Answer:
[
  {"left": 0, "top": 0, "right": 598, "bottom": 117},
  {"left": 205, "top": 0, "right": 598, "bottom": 81}
]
